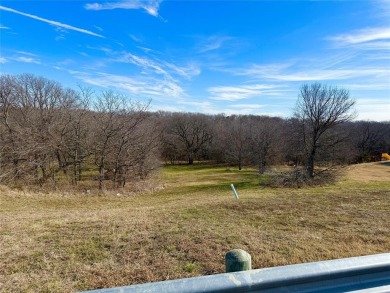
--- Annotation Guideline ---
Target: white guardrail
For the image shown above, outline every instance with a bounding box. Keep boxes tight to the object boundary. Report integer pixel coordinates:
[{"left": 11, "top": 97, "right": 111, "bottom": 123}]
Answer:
[{"left": 81, "top": 252, "right": 390, "bottom": 293}]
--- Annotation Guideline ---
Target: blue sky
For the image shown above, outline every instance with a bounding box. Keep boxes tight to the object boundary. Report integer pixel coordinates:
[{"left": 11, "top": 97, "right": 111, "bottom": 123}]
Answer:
[{"left": 1, "top": 0, "right": 389, "bottom": 120}]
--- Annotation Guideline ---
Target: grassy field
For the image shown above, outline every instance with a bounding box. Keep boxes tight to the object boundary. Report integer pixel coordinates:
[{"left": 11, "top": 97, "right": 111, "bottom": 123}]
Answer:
[{"left": 1, "top": 162, "right": 389, "bottom": 292}]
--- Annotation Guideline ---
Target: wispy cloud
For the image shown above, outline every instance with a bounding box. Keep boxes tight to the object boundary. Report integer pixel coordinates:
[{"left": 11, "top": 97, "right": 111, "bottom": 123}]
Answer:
[
  {"left": 0, "top": 5, "right": 105, "bottom": 38},
  {"left": 63, "top": 46, "right": 201, "bottom": 103},
  {"left": 349, "top": 41, "right": 390, "bottom": 51},
  {"left": 230, "top": 104, "right": 265, "bottom": 109},
  {"left": 54, "top": 26, "right": 69, "bottom": 41},
  {"left": 208, "top": 84, "right": 283, "bottom": 101},
  {"left": 198, "top": 35, "right": 234, "bottom": 53},
  {"left": 211, "top": 105, "right": 282, "bottom": 117},
  {"left": 374, "top": 0, "right": 390, "bottom": 19},
  {"left": 5, "top": 51, "right": 41, "bottom": 64},
  {"left": 137, "top": 46, "right": 155, "bottom": 53},
  {"left": 327, "top": 27, "right": 390, "bottom": 51},
  {"left": 162, "top": 61, "right": 201, "bottom": 79},
  {"left": 13, "top": 56, "right": 41, "bottom": 64},
  {"left": 115, "top": 51, "right": 200, "bottom": 79},
  {"left": 69, "top": 70, "right": 184, "bottom": 98},
  {"left": 118, "top": 52, "right": 167, "bottom": 76},
  {"left": 177, "top": 100, "right": 214, "bottom": 113},
  {"left": 150, "top": 104, "right": 183, "bottom": 113},
  {"left": 328, "top": 27, "right": 390, "bottom": 44},
  {"left": 0, "top": 57, "right": 7, "bottom": 63},
  {"left": 234, "top": 62, "right": 390, "bottom": 82},
  {"left": 85, "top": 0, "right": 162, "bottom": 17},
  {"left": 355, "top": 98, "right": 390, "bottom": 121},
  {"left": 338, "top": 82, "right": 390, "bottom": 91},
  {"left": 130, "top": 34, "right": 143, "bottom": 43},
  {"left": 233, "top": 63, "right": 293, "bottom": 77},
  {"left": 0, "top": 24, "right": 10, "bottom": 29}
]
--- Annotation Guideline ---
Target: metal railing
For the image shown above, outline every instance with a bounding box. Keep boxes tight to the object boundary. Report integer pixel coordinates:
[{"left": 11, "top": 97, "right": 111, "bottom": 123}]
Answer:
[{"left": 82, "top": 252, "right": 390, "bottom": 293}]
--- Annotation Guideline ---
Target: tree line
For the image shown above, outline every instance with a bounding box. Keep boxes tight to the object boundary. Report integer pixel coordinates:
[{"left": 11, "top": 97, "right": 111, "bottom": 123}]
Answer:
[
  {"left": 0, "top": 74, "right": 159, "bottom": 189},
  {"left": 1, "top": 74, "right": 389, "bottom": 189}
]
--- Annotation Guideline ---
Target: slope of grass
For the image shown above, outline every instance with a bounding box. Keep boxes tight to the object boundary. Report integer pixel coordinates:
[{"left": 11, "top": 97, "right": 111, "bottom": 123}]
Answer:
[{"left": 0, "top": 164, "right": 389, "bottom": 292}]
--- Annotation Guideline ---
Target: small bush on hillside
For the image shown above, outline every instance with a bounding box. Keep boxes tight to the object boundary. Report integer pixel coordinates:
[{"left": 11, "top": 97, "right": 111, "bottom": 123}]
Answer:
[{"left": 263, "top": 168, "right": 338, "bottom": 188}]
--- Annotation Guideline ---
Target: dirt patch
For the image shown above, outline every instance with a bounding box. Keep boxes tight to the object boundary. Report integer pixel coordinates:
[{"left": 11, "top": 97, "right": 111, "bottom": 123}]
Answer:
[{"left": 343, "top": 162, "right": 390, "bottom": 181}]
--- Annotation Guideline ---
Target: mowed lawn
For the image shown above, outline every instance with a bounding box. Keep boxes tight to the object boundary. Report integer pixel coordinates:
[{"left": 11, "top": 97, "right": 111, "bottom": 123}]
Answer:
[{"left": 1, "top": 163, "right": 389, "bottom": 292}]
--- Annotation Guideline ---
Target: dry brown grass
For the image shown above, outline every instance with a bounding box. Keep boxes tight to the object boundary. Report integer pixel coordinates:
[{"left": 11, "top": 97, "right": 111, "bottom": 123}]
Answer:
[
  {"left": 343, "top": 161, "right": 390, "bottom": 181},
  {"left": 1, "top": 163, "right": 389, "bottom": 292}
]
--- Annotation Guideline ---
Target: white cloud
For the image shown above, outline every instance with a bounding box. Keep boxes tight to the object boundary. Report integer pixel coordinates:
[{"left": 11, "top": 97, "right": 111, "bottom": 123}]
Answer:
[
  {"left": 56, "top": 59, "right": 75, "bottom": 66},
  {"left": 0, "top": 24, "right": 9, "bottom": 29},
  {"left": 347, "top": 41, "right": 390, "bottom": 51},
  {"left": 130, "top": 34, "right": 143, "bottom": 43},
  {"left": 208, "top": 84, "right": 283, "bottom": 101},
  {"left": 338, "top": 82, "right": 390, "bottom": 91},
  {"left": 150, "top": 104, "right": 183, "bottom": 113},
  {"left": 118, "top": 52, "right": 168, "bottom": 76},
  {"left": 69, "top": 70, "right": 184, "bottom": 98},
  {"left": 7, "top": 51, "right": 41, "bottom": 64},
  {"left": 85, "top": 0, "right": 161, "bottom": 17},
  {"left": 234, "top": 62, "right": 390, "bottom": 82},
  {"left": 364, "top": 52, "right": 390, "bottom": 61},
  {"left": 137, "top": 46, "right": 154, "bottom": 53},
  {"left": 355, "top": 98, "right": 390, "bottom": 121},
  {"left": 271, "top": 69, "right": 388, "bottom": 82},
  {"left": 233, "top": 63, "right": 293, "bottom": 77},
  {"left": 13, "top": 56, "right": 41, "bottom": 64},
  {"left": 15, "top": 50, "right": 37, "bottom": 57},
  {"left": 162, "top": 61, "right": 201, "bottom": 79},
  {"left": 58, "top": 47, "right": 199, "bottom": 103},
  {"left": 115, "top": 51, "right": 200, "bottom": 80},
  {"left": 178, "top": 100, "right": 212, "bottom": 109},
  {"left": 0, "top": 57, "right": 7, "bottom": 63},
  {"left": 54, "top": 26, "right": 69, "bottom": 41},
  {"left": 222, "top": 108, "right": 261, "bottom": 116},
  {"left": 210, "top": 106, "right": 282, "bottom": 117},
  {"left": 198, "top": 35, "right": 234, "bottom": 53},
  {"left": 377, "top": 0, "right": 390, "bottom": 17},
  {"left": 230, "top": 104, "right": 264, "bottom": 109},
  {"left": 0, "top": 5, "right": 105, "bottom": 38},
  {"left": 78, "top": 52, "right": 89, "bottom": 57},
  {"left": 328, "top": 27, "right": 390, "bottom": 45}
]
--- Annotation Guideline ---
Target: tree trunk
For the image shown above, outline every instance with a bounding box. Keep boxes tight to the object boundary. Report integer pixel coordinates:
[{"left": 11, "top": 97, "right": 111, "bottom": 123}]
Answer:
[
  {"left": 188, "top": 151, "right": 194, "bottom": 165},
  {"left": 259, "top": 160, "right": 265, "bottom": 174},
  {"left": 306, "top": 153, "right": 315, "bottom": 178},
  {"left": 99, "top": 166, "right": 104, "bottom": 190}
]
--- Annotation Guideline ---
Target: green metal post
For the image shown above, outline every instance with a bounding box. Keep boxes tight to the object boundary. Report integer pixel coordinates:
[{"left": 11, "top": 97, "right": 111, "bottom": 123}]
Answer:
[{"left": 225, "top": 249, "right": 252, "bottom": 272}]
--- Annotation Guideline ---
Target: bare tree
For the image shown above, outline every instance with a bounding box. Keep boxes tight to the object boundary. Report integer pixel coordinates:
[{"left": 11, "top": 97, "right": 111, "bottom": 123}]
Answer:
[
  {"left": 64, "top": 87, "right": 93, "bottom": 184},
  {"left": 0, "top": 75, "right": 20, "bottom": 182},
  {"left": 352, "top": 121, "right": 389, "bottom": 162},
  {"left": 248, "top": 116, "right": 283, "bottom": 174},
  {"left": 0, "top": 74, "right": 80, "bottom": 185},
  {"left": 1, "top": 73, "right": 159, "bottom": 189},
  {"left": 91, "top": 91, "right": 150, "bottom": 189},
  {"left": 221, "top": 115, "right": 251, "bottom": 170},
  {"left": 167, "top": 113, "right": 213, "bottom": 165},
  {"left": 294, "top": 83, "right": 355, "bottom": 178}
]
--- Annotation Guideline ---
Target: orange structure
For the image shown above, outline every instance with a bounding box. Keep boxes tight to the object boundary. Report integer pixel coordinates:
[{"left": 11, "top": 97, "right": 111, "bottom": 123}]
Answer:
[{"left": 381, "top": 153, "right": 390, "bottom": 160}]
